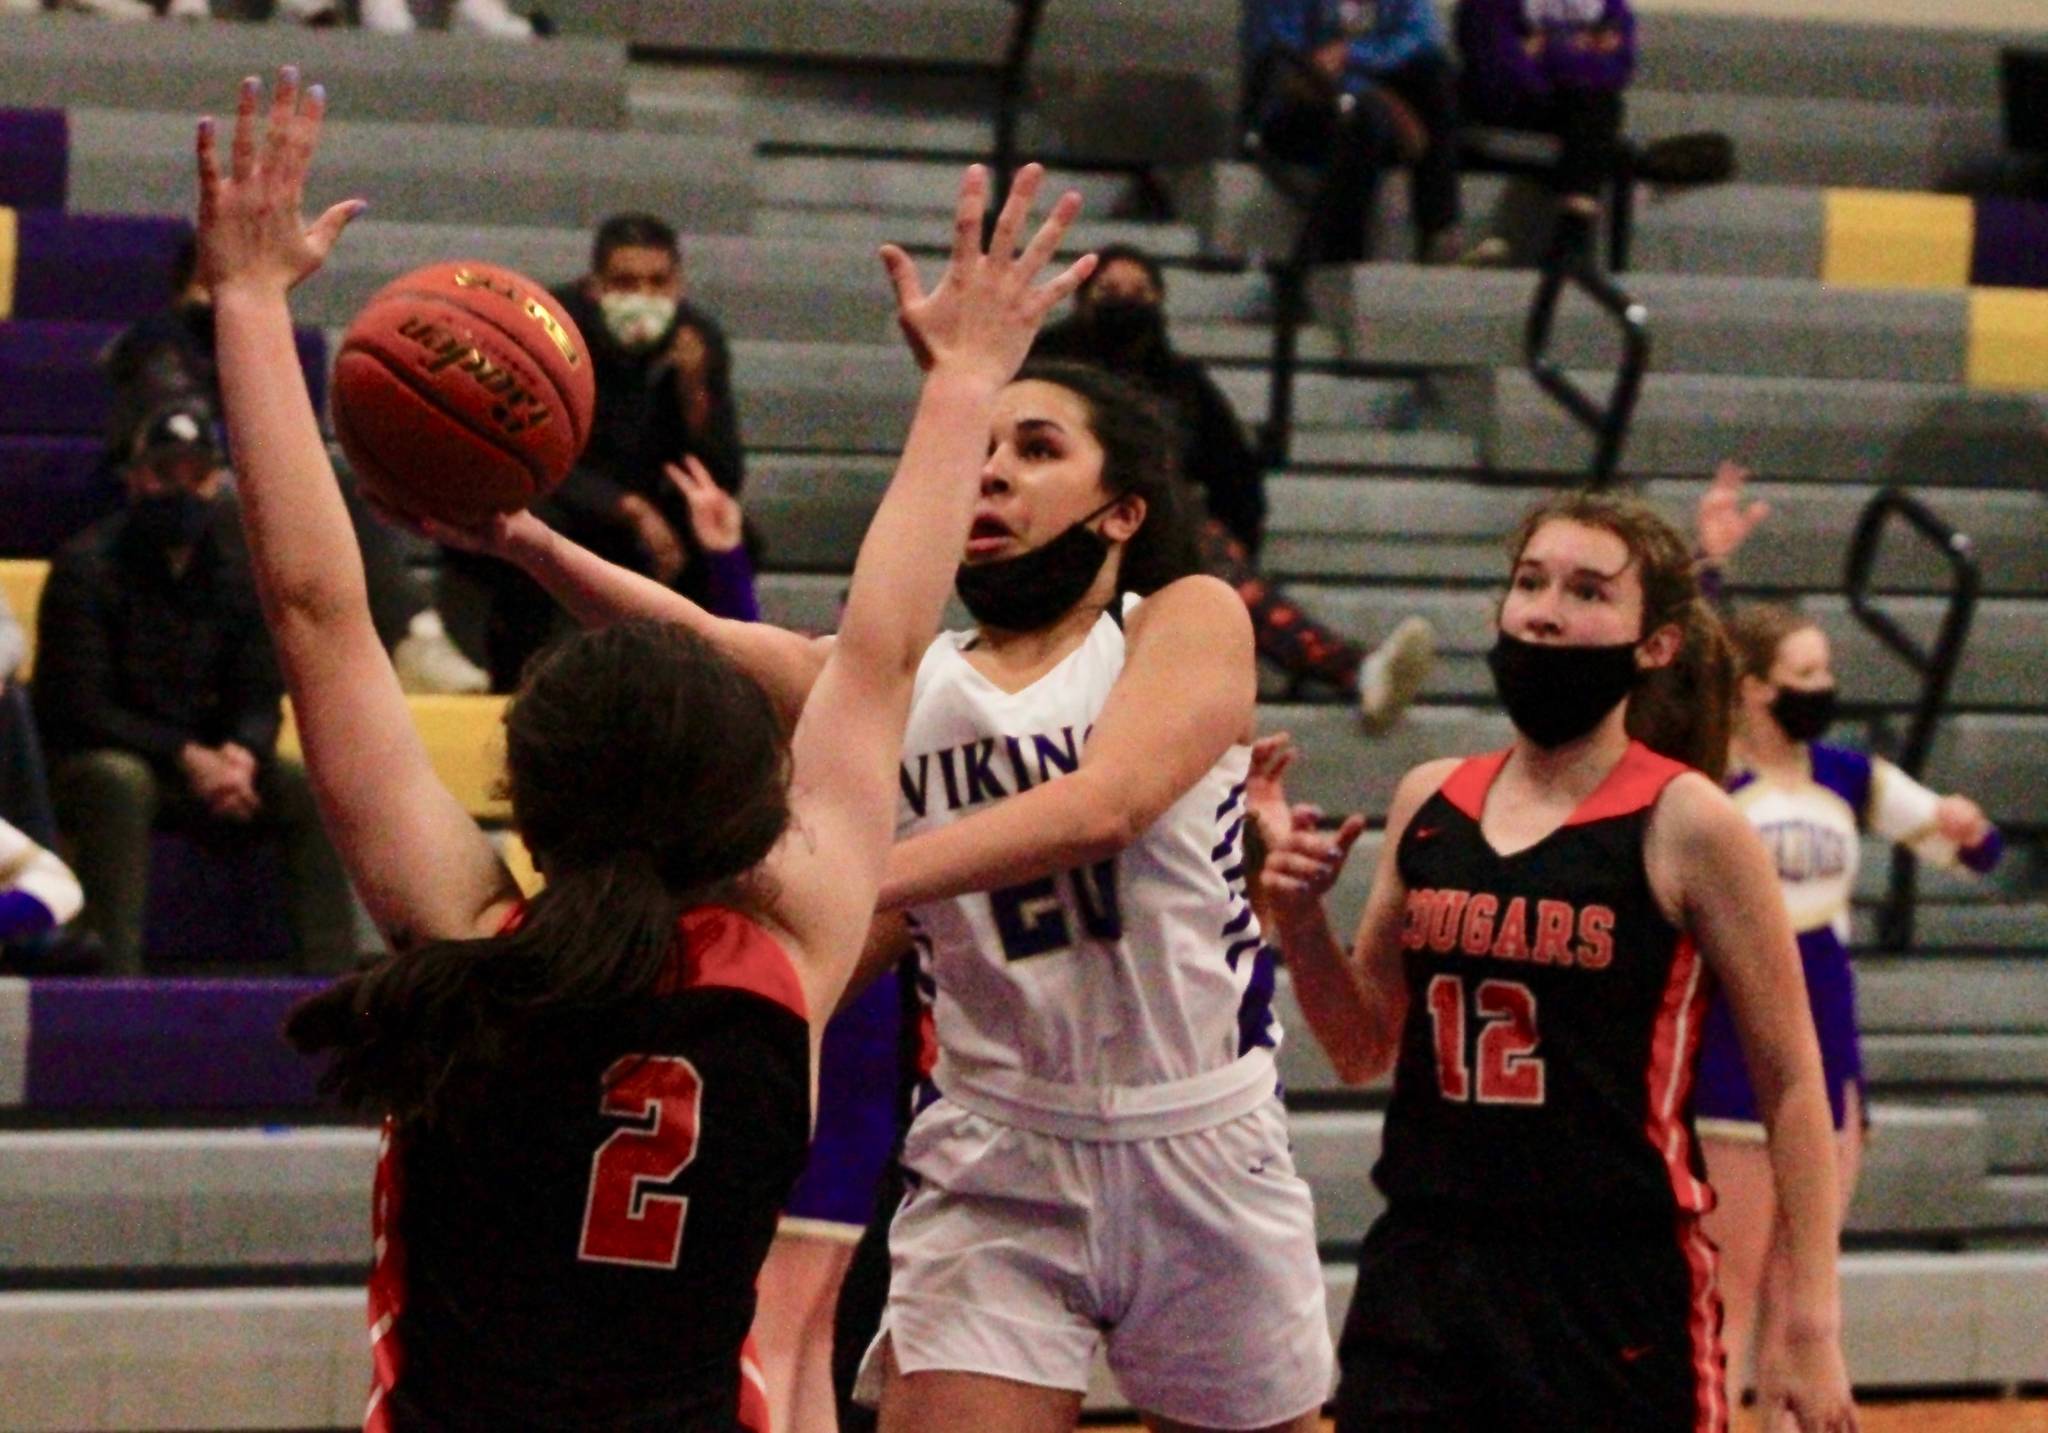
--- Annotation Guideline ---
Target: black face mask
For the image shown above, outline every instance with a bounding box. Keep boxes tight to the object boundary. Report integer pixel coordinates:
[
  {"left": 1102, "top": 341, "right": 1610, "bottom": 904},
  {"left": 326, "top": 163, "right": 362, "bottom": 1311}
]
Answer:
[
  {"left": 955, "top": 498, "right": 1120, "bottom": 633},
  {"left": 129, "top": 490, "right": 215, "bottom": 550},
  {"left": 1088, "top": 299, "right": 1166, "bottom": 359},
  {"left": 1487, "top": 631, "right": 1643, "bottom": 749},
  {"left": 1769, "top": 685, "right": 1838, "bottom": 744}
]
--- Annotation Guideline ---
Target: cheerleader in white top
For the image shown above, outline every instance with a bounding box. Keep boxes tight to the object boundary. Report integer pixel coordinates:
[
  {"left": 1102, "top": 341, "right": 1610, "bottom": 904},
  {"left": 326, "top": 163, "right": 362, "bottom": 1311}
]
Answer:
[
  {"left": 1696, "top": 603, "right": 2002, "bottom": 1406},
  {"left": 0, "top": 816, "right": 82, "bottom": 945}
]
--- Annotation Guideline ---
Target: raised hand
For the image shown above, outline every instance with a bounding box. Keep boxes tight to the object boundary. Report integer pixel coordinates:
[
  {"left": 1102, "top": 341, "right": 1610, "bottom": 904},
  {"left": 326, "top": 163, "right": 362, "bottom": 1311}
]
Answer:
[
  {"left": 196, "top": 67, "right": 365, "bottom": 297},
  {"left": 665, "top": 457, "right": 745, "bottom": 555},
  {"left": 878, "top": 163, "right": 1095, "bottom": 384},
  {"left": 1247, "top": 733, "right": 1367, "bottom": 926},
  {"left": 1696, "top": 459, "right": 1770, "bottom": 567}
]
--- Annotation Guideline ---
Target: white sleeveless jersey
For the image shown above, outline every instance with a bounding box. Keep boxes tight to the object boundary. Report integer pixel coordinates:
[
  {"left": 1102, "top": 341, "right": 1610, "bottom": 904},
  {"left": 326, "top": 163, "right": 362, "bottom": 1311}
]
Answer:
[{"left": 895, "top": 594, "right": 1281, "bottom": 1140}]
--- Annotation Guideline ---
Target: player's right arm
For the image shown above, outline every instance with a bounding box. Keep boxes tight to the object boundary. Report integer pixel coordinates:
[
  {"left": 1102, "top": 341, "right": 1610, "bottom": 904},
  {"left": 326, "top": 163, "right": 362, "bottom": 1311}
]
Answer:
[
  {"left": 757, "top": 165, "right": 1092, "bottom": 1031},
  {"left": 202, "top": 70, "right": 518, "bottom": 950},
  {"left": 1261, "top": 757, "right": 1455, "bottom": 1085},
  {"left": 430, "top": 506, "right": 833, "bottom": 727}
]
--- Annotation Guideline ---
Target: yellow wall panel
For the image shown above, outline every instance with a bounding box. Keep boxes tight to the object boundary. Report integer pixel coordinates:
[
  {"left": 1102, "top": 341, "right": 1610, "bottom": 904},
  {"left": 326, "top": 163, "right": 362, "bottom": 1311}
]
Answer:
[
  {"left": 0, "top": 208, "right": 16, "bottom": 321},
  {"left": 1823, "top": 190, "right": 1973, "bottom": 291},
  {"left": 278, "top": 693, "right": 510, "bottom": 822}
]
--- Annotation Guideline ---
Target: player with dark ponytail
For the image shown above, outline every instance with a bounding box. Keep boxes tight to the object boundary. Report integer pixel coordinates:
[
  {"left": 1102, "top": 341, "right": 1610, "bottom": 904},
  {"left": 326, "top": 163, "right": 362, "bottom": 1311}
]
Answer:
[{"left": 199, "top": 66, "right": 1094, "bottom": 1431}]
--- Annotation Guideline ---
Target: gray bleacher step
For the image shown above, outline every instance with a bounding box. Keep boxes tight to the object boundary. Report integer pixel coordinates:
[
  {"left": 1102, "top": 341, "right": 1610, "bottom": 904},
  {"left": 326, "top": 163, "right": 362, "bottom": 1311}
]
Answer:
[
  {"left": 1258, "top": 475, "right": 2048, "bottom": 598},
  {"left": 1207, "top": 371, "right": 1416, "bottom": 432},
  {"left": 750, "top": 204, "right": 1204, "bottom": 259},
  {"left": 64, "top": 109, "right": 753, "bottom": 235},
  {"left": 1632, "top": 11, "right": 2008, "bottom": 107},
  {"left": 1976, "top": 1175, "right": 2048, "bottom": 1231},
  {"left": 1858, "top": 962, "right": 2048, "bottom": 1037},
  {"left": 730, "top": 341, "right": 922, "bottom": 452},
  {"left": 0, "top": 1130, "right": 374, "bottom": 1272},
  {"left": 1922, "top": 719, "right": 2048, "bottom": 833},
  {"left": 1171, "top": 321, "right": 1345, "bottom": 366},
  {"left": 1286, "top": 429, "right": 1480, "bottom": 472},
  {"left": 1975, "top": 1096, "right": 2048, "bottom": 1173},
  {"left": 1865, "top": 1034, "right": 2048, "bottom": 1087},
  {"left": 1311, "top": 265, "right": 1969, "bottom": 385},
  {"left": 1856, "top": 902, "right": 2048, "bottom": 951},
  {"left": 0, "top": 12, "right": 628, "bottom": 129},
  {"left": 1628, "top": 183, "right": 1829, "bottom": 282},
  {"left": 1626, "top": 89, "right": 1999, "bottom": 194},
  {"left": 1493, "top": 367, "right": 2048, "bottom": 490},
  {"left": 757, "top": 155, "right": 1136, "bottom": 219},
  {"left": 755, "top": 573, "right": 971, "bottom": 634}
]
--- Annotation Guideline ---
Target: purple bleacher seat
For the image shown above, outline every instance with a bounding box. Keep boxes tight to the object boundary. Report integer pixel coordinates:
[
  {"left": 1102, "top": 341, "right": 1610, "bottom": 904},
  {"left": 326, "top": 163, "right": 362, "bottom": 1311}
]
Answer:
[
  {"left": 13, "top": 212, "right": 193, "bottom": 324},
  {"left": 0, "top": 319, "right": 329, "bottom": 441},
  {"left": 0, "top": 108, "right": 67, "bottom": 211},
  {"left": 0, "top": 320, "right": 119, "bottom": 436},
  {"left": 142, "top": 828, "right": 293, "bottom": 967},
  {"left": 0, "top": 435, "right": 117, "bottom": 556},
  {"left": 1972, "top": 197, "right": 2048, "bottom": 290},
  {"left": 21, "top": 976, "right": 325, "bottom": 1109}
]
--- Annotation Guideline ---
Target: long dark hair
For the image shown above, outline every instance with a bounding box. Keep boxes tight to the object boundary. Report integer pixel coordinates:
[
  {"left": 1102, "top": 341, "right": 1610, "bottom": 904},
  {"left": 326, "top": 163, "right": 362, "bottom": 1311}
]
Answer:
[
  {"left": 286, "top": 620, "right": 791, "bottom": 1127},
  {"left": 1014, "top": 359, "right": 1200, "bottom": 596},
  {"left": 1508, "top": 490, "right": 1736, "bottom": 781}
]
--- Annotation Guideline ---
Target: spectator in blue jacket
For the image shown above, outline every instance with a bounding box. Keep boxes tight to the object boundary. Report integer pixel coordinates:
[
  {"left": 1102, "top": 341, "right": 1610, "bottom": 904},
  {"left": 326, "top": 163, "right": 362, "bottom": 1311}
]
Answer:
[
  {"left": 1242, "top": 0, "right": 1466, "bottom": 264},
  {"left": 1455, "top": 0, "right": 1636, "bottom": 262}
]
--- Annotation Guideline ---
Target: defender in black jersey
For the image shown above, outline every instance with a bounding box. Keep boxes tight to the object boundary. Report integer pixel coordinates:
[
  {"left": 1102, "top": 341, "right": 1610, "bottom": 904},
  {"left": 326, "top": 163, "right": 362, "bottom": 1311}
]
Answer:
[
  {"left": 199, "top": 86, "right": 1095, "bottom": 1432},
  {"left": 1254, "top": 491, "right": 1857, "bottom": 1433}
]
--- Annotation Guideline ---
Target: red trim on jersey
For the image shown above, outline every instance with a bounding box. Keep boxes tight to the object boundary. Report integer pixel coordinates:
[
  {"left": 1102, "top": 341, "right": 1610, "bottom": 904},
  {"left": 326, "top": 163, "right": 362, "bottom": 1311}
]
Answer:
[
  {"left": 1437, "top": 741, "right": 1689, "bottom": 829},
  {"left": 1438, "top": 749, "right": 1511, "bottom": 820},
  {"left": 1564, "top": 742, "right": 1693, "bottom": 828},
  {"left": 1679, "top": 1217, "right": 1729, "bottom": 1432},
  {"left": 1644, "top": 932, "right": 1712, "bottom": 1215},
  {"left": 497, "top": 900, "right": 808, "bottom": 1021},
  {"left": 662, "top": 907, "right": 810, "bottom": 1022},
  {"left": 363, "top": 1118, "right": 408, "bottom": 1433}
]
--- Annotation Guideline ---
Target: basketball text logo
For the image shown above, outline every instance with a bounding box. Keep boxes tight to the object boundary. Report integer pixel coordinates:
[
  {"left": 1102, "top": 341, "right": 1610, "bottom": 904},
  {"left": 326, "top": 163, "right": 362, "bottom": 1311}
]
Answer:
[
  {"left": 452, "top": 267, "right": 584, "bottom": 367},
  {"left": 396, "top": 315, "right": 557, "bottom": 436}
]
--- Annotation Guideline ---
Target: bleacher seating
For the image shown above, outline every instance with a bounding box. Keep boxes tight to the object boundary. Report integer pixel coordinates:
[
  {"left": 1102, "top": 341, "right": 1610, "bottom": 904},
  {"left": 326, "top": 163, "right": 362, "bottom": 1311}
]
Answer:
[{"left": 0, "top": 5, "right": 2044, "bottom": 1426}]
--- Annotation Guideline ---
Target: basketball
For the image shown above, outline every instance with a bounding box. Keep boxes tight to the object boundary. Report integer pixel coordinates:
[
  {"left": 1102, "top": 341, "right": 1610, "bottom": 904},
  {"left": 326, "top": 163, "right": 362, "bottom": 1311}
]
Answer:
[{"left": 331, "top": 260, "right": 596, "bottom": 527}]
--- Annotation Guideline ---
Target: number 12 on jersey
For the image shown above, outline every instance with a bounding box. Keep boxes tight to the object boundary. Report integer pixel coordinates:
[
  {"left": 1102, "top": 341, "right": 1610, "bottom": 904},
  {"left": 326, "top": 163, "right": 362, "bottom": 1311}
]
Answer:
[{"left": 1425, "top": 975, "right": 1546, "bottom": 1105}]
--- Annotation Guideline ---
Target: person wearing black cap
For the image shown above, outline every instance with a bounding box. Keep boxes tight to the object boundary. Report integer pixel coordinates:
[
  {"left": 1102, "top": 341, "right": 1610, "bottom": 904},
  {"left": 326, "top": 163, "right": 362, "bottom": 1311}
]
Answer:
[{"left": 33, "top": 403, "right": 354, "bottom": 975}]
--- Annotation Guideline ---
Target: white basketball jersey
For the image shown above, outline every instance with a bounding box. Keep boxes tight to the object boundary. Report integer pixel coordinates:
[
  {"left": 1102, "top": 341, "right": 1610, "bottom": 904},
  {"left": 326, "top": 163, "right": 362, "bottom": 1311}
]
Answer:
[{"left": 895, "top": 594, "right": 1281, "bottom": 1140}]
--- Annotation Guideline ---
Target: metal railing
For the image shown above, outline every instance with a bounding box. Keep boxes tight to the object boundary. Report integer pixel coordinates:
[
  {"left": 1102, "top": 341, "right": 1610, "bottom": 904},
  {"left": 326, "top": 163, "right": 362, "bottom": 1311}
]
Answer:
[
  {"left": 1523, "top": 257, "right": 1652, "bottom": 488},
  {"left": 989, "top": 0, "right": 1047, "bottom": 204},
  {"left": 1843, "top": 488, "right": 1982, "bottom": 951}
]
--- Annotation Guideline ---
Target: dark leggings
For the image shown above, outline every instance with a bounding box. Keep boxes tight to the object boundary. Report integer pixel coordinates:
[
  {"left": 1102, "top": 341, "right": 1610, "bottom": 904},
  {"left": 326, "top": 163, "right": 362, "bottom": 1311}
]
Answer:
[{"left": 1198, "top": 517, "right": 1362, "bottom": 694}]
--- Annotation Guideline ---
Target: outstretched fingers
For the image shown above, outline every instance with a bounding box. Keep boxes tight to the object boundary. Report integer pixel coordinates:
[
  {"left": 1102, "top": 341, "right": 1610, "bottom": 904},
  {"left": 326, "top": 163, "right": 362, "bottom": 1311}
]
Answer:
[
  {"left": 948, "top": 166, "right": 988, "bottom": 277},
  {"left": 195, "top": 116, "right": 221, "bottom": 228},
  {"left": 262, "top": 65, "right": 300, "bottom": 185},
  {"left": 878, "top": 243, "right": 925, "bottom": 312},
  {"left": 1012, "top": 187, "right": 1081, "bottom": 286},
  {"left": 1027, "top": 251, "right": 1098, "bottom": 321},
  {"left": 985, "top": 162, "right": 1044, "bottom": 267},
  {"left": 230, "top": 74, "right": 260, "bottom": 183}
]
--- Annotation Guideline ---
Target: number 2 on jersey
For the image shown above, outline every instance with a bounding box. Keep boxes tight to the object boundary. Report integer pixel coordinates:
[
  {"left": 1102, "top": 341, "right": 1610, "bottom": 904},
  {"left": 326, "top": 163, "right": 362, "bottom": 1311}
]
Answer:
[
  {"left": 1425, "top": 975, "right": 1545, "bottom": 1105},
  {"left": 578, "top": 1055, "right": 703, "bottom": 1269}
]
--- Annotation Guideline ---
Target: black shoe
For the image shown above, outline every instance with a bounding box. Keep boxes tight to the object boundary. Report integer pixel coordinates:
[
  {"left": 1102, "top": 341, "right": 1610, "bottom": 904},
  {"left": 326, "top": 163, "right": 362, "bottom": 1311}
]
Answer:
[
  {"left": 1636, "top": 132, "right": 1736, "bottom": 187},
  {"left": 1, "top": 930, "right": 107, "bottom": 976}
]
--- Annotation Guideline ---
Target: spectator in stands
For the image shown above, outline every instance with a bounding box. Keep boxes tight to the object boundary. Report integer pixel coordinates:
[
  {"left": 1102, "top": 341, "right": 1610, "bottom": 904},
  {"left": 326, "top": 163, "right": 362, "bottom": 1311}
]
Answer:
[
  {"left": 102, "top": 236, "right": 484, "bottom": 692},
  {"left": 1035, "top": 244, "right": 1436, "bottom": 731},
  {"left": 32, "top": 403, "right": 355, "bottom": 975},
  {"left": 447, "top": 212, "right": 748, "bottom": 690},
  {"left": 1241, "top": 0, "right": 1466, "bottom": 264},
  {"left": 1454, "top": 0, "right": 1635, "bottom": 265}
]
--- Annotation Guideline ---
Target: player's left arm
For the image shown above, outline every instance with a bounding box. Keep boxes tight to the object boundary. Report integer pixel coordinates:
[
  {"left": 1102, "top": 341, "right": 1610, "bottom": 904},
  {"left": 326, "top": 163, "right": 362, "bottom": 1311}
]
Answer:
[
  {"left": 876, "top": 574, "right": 1254, "bottom": 911},
  {"left": 203, "top": 71, "right": 518, "bottom": 950},
  {"left": 1649, "top": 773, "right": 1856, "bottom": 1431}
]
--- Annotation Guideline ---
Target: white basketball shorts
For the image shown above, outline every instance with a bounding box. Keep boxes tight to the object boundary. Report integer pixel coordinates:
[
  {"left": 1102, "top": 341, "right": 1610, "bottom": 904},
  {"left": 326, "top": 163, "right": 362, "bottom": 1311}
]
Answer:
[{"left": 855, "top": 1093, "right": 1332, "bottom": 1429}]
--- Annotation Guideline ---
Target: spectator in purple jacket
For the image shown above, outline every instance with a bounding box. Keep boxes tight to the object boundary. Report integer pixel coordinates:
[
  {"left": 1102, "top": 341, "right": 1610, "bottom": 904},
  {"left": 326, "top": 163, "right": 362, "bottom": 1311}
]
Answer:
[
  {"left": 1455, "top": 0, "right": 1635, "bottom": 262},
  {"left": 1242, "top": 0, "right": 1467, "bottom": 263}
]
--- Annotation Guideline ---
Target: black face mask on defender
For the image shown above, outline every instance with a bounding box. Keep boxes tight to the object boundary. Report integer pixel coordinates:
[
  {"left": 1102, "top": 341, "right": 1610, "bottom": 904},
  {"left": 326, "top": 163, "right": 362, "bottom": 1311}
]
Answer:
[
  {"left": 1487, "top": 632, "right": 1644, "bottom": 749},
  {"left": 955, "top": 497, "right": 1122, "bottom": 633}
]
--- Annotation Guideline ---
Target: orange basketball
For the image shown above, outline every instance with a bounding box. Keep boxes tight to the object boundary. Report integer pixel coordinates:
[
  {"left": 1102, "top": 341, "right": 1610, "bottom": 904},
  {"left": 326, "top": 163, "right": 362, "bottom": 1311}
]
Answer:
[{"left": 332, "top": 260, "right": 596, "bottom": 527}]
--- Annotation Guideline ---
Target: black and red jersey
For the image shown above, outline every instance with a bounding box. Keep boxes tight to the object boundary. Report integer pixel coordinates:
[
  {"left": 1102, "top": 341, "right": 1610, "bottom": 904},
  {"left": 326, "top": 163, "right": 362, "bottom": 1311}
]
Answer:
[
  {"left": 1373, "top": 742, "right": 1716, "bottom": 1228},
  {"left": 366, "top": 906, "right": 810, "bottom": 1432}
]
